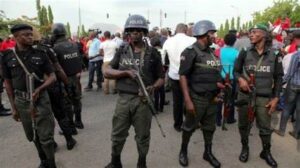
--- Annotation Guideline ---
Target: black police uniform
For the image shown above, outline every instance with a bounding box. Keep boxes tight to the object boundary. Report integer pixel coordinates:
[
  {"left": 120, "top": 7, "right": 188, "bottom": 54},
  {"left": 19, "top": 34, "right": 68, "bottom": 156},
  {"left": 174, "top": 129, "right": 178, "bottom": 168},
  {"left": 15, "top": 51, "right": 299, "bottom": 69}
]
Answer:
[
  {"left": 1, "top": 46, "right": 56, "bottom": 167},
  {"left": 179, "top": 42, "right": 222, "bottom": 167},
  {"left": 34, "top": 43, "right": 77, "bottom": 148},
  {"left": 52, "top": 37, "right": 83, "bottom": 128}
]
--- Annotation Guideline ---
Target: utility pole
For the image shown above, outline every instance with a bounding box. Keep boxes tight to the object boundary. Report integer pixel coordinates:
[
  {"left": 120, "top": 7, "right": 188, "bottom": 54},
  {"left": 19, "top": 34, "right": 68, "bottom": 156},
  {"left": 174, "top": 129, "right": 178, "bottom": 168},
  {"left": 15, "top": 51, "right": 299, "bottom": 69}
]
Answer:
[
  {"left": 160, "top": 9, "right": 163, "bottom": 28},
  {"left": 184, "top": 10, "right": 187, "bottom": 24},
  {"left": 78, "top": 0, "right": 82, "bottom": 36}
]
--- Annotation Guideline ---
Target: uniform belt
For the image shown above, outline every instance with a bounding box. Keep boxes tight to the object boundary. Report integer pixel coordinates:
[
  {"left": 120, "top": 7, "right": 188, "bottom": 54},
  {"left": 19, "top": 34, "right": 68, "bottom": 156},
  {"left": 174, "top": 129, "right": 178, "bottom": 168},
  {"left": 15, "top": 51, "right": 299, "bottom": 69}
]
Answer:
[
  {"left": 193, "top": 90, "right": 218, "bottom": 98},
  {"left": 14, "top": 90, "right": 30, "bottom": 100}
]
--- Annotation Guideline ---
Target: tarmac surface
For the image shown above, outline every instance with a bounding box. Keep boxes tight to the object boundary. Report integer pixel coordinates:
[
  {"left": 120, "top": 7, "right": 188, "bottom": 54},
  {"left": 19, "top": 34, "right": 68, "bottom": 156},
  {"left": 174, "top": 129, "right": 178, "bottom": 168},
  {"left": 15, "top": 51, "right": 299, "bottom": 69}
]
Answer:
[{"left": 0, "top": 72, "right": 300, "bottom": 168}]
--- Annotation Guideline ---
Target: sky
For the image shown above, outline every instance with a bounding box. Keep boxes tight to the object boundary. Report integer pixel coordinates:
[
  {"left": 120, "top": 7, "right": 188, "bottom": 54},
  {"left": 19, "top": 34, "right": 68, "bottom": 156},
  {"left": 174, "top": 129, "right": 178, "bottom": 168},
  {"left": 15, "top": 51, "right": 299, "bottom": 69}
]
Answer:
[{"left": 0, "top": 0, "right": 276, "bottom": 32}]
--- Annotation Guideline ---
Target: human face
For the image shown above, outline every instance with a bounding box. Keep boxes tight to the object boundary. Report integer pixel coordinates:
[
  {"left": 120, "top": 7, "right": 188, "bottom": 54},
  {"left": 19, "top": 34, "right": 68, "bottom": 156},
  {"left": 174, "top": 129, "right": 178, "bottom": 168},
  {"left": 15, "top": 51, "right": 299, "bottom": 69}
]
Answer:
[
  {"left": 128, "top": 28, "right": 144, "bottom": 43},
  {"left": 14, "top": 29, "right": 33, "bottom": 46},
  {"left": 249, "top": 29, "right": 265, "bottom": 44},
  {"left": 207, "top": 31, "right": 216, "bottom": 46}
]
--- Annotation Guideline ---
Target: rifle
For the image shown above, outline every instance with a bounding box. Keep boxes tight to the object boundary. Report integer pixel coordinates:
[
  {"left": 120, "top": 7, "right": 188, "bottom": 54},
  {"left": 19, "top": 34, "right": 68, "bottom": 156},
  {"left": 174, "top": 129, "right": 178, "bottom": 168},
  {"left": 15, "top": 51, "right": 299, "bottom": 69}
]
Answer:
[
  {"left": 12, "top": 48, "right": 42, "bottom": 142},
  {"left": 28, "top": 74, "right": 37, "bottom": 142},
  {"left": 128, "top": 45, "right": 166, "bottom": 138},
  {"left": 221, "top": 72, "right": 232, "bottom": 131},
  {"left": 247, "top": 70, "right": 256, "bottom": 133}
]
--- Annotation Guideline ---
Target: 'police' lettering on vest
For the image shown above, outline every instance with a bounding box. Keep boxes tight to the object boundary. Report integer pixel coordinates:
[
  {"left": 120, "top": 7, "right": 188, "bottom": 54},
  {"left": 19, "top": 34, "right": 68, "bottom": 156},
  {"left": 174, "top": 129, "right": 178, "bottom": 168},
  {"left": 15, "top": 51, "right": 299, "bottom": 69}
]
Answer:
[
  {"left": 120, "top": 58, "right": 144, "bottom": 67},
  {"left": 64, "top": 52, "right": 78, "bottom": 60},
  {"left": 206, "top": 60, "right": 220, "bottom": 67},
  {"left": 247, "top": 65, "right": 271, "bottom": 72}
]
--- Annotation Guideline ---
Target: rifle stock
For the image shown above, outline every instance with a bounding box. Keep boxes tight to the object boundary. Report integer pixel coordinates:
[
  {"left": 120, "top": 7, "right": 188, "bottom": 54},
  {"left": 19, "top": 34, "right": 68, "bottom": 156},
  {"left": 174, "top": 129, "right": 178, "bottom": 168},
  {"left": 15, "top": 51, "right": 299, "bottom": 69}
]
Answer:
[
  {"left": 28, "top": 75, "right": 37, "bottom": 142},
  {"left": 247, "top": 72, "right": 256, "bottom": 133},
  {"left": 222, "top": 73, "right": 232, "bottom": 131}
]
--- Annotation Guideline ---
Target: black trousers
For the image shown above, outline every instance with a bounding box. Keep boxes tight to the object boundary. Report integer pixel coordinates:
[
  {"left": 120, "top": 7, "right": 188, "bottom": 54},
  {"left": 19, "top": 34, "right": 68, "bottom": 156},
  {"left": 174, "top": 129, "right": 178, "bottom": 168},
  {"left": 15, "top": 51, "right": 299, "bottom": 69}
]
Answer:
[
  {"left": 170, "top": 78, "right": 184, "bottom": 128},
  {"left": 154, "top": 86, "right": 165, "bottom": 111},
  {"left": 47, "top": 82, "right": 75, "bottom": 136}
]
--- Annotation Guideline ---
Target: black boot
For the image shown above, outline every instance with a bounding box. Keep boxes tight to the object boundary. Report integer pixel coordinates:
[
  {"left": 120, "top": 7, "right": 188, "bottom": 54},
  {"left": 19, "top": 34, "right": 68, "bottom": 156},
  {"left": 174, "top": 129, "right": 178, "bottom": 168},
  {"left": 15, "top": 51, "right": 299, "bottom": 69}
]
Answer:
[
  {"left": 203, "top": 144, "right": 221, "bottom": 168},
  {"left": 239, "top": 139, "right": 249, "bottom": 162},
  {"left": 137, "top": 156, "right": 147, "bottom": 168},
  {"left": 47, "top": 158, "right": 57, "bottom": 168},
  {"left": 260, "top": 143, "right": 277, "bottom": 167},
  {"left": 179, "top": 143, "right": 188, "bottom": 167},
  {"left": 75, "top": 115, "right": 84, "bottom": 129},
  {"left": 38, "top": 160, "right": 47, "bottom": 168},
  {"left": 105, "top": 155, "right": 122, "bottom": 168},
  {"left": 65, "top": 134, "right": 77, "bottom": 150}
]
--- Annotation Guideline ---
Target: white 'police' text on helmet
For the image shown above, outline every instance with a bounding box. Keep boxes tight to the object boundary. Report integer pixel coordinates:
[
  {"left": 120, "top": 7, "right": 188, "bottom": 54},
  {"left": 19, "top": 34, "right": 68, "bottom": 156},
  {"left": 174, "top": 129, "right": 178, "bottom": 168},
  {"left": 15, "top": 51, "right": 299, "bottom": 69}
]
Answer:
[
  {"left": 124, "top": 14, "right": 149, "bottom": 33},
  {"left": 192, "top": 20, "right": 217, "bottom": 37}
]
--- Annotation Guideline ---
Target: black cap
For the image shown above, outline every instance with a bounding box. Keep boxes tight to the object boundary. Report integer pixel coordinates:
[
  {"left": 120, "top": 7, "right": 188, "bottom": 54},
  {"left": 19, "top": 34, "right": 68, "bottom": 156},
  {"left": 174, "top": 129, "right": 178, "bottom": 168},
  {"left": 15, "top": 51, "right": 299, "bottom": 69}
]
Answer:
[{"left": 10, "top": 24, "right": 33, "bottom": 34}]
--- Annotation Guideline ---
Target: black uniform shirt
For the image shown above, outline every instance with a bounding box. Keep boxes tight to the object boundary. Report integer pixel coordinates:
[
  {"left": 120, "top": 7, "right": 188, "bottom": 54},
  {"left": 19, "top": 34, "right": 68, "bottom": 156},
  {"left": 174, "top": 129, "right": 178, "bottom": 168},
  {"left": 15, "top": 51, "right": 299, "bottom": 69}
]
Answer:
[
  {"left": 35, "top": 44, "right": 58, "bottom": 64},
  {"left": 1, "top": 47, "right": 54, "bottom": 91}
]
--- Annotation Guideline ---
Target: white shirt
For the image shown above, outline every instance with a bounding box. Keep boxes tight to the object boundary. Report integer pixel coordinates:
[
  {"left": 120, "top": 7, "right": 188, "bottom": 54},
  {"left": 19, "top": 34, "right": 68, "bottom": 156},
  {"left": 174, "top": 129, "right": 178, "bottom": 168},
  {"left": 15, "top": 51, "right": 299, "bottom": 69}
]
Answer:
[
  {"left": 112, "top": 37, "right": 123, "bottom": 48},
  {"left": 162, "top": 33, "right": 196, "bottom": 80},
  {"left": 100, "top": 39, "right": 118, "bottom": 62},
  {"left": 282, "top": 52, "right": 295, "bottom": 88}
]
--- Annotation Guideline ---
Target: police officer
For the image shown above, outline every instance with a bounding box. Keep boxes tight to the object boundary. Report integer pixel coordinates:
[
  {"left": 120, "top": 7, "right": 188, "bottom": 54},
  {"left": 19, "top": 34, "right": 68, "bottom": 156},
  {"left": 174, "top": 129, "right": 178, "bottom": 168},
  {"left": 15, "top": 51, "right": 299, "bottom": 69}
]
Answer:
[
  {"left": 32, "top": 28, "right": 77, "bottom": 150},
  {"left": 1, "top": 24, "right": 57, "bottom": 167},
  {"left": 51, "top": 23, "right": 84, "bottom": 129},
  {"left": 234, "top": 24, "right": 283, "bottom": 167},
  {"left": 178, "top": 20, "right": 222, "bottom": 168},
  {"left": 104, "top": 14, "right": 164, "bottom": 168}
]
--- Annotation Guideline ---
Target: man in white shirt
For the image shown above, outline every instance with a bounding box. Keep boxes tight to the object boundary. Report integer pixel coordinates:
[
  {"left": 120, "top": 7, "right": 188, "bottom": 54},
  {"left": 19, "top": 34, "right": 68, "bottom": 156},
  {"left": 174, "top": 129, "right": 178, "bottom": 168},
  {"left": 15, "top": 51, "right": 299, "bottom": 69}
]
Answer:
[
  {"left": 162, "top": 23, "right": 196, "bottom": 131},
  {"left": 112, "top": 32, "right": 123, "bottom": 48},
  {"left": 100, "top": 31, "right": 118, "bottom": 94}
]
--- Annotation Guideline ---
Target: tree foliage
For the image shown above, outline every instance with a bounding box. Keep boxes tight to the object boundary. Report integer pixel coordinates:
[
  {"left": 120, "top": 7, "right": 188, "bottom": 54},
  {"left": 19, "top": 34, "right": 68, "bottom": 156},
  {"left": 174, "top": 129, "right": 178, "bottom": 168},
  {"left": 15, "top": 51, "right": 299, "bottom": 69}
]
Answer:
[
  {"left": 48, "top": 5, "right": 53, "bottom": 24},
  {"left": 66, "top": 22, "right": 71, "bottom": 38},
  {"left": 252, "top": 0, "right": 300, "bottom": 25},
  {"left": 230, "top": 17, "right": 235, "bottom": 30},
  {"left": 236, "top": 16, "right": 241, "bottom": 31}
]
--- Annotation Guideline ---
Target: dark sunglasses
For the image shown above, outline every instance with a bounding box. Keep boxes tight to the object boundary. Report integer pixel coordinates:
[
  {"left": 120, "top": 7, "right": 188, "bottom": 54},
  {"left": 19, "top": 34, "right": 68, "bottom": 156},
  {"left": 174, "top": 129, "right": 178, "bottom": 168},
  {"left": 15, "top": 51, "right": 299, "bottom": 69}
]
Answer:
[{"left": 128, "top": 28, "right": 144, "bottom": 33}]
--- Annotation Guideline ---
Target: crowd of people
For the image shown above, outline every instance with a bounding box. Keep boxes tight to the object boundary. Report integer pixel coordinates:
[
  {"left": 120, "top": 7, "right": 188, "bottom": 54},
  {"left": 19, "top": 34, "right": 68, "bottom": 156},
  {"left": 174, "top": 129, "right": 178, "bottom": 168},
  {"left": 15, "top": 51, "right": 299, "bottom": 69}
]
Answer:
[{"left": 0, "top": 13, "right": 300, "bottom": 168}]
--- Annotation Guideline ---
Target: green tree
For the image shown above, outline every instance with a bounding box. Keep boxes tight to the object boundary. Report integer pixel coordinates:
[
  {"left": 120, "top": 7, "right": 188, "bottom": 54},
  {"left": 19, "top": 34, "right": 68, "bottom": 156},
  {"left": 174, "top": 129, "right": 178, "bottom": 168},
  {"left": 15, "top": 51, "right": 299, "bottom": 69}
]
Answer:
[
  {"left": 237, "top": 16, "right": 241, "bottom": 31},
  {"left": 230, "top": 17, "right": 235, "bottom": 30},
  {"left": 66, "top": 22, "right": 71, "bottom": 38},
  {"left": 36, "top": 0, "right": 41, "bottom": 11},
  {"left": 218, "top": 24, "right": 224, "bottom": 38},
  {"left": 48, "top": 5, "right": 53, "bottom": 24},
  {"left": 252, "top": 0, "right": 300, "bottom": 25},
  {"left": 224, "top": 19, "right": 229, "bottom": 34},
  {"left": 248, "top": 21, "right": 253, "bottom": 29},
  {"left": 41, "top": 6, "right": 48, "bottom": 26},
  {"left": 81, "top": 24, "right": 88, "bottom": 37}
]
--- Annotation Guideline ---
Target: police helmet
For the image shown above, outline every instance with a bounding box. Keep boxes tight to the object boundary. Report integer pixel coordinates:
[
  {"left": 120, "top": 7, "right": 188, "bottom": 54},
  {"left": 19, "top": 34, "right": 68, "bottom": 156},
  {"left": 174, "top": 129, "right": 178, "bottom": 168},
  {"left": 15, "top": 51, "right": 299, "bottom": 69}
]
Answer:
[
  {"left": 192, "top": 20, "right": 216, "bottom": 37},
  {"left": 124, "top": 14, "right": 149, "bottom": 33},
  {"left": 51, "top": 23, "right": 67, "bottom": 36}
]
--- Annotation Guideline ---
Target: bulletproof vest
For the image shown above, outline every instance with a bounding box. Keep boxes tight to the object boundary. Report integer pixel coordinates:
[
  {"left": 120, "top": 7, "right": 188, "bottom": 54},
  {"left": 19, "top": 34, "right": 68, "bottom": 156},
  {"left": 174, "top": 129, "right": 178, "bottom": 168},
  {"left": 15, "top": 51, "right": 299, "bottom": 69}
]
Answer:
[
  {"left": 188, "top": 43, "right": 221, "bottom": 93},
  {"left": 243, "top": 49, "right": 276, "bottom": 96},
  {"left": 116, "top": 44, "right": 157, "bottom": 94},
  {"left": 53, "top": 39, "right": 82, "bottom": 76}
]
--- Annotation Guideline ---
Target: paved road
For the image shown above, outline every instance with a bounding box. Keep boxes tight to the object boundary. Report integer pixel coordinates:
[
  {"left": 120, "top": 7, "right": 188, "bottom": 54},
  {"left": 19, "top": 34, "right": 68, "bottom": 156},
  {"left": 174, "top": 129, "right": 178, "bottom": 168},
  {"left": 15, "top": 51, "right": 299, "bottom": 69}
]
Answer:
[{"left": 0, "top": 72, "right": 299, "bottom": 168}]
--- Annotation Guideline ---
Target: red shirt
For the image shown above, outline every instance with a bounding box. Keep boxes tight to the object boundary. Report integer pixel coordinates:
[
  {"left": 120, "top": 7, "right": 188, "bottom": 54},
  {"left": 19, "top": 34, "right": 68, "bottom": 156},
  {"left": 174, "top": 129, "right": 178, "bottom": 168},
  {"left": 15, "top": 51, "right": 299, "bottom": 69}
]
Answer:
[{"left": 0, "top": 39, "right": 16, "bottom": 51}]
